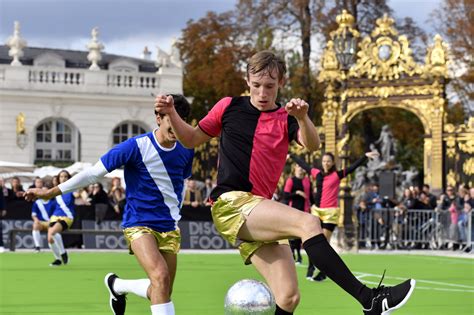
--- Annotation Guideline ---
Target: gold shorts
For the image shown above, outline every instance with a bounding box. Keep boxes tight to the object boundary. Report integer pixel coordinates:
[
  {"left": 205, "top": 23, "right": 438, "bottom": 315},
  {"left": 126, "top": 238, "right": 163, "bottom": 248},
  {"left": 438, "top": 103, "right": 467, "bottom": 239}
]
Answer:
[
  {"left": 123, "top": 226, "right": 181, "bottom": 255},
  {"left": 212, "top": 191, "right": 289, "bottom": 265},
  {"left": 310, "top": 206, "right": 340, "bottom": 225},
  {"left": 39, "top": 221, "right": 49, "bottom": 230},
  {"left": 49, "top": 216, "right": 74, "bottom": 229}
]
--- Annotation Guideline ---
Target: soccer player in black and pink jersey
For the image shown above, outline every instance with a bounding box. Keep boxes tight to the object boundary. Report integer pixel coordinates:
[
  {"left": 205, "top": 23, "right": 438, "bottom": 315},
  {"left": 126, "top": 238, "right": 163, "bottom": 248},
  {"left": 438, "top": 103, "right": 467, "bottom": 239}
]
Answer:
[
  {"left": 155, "top": 50, "right": 415, "bottom": 315},
  {"left": 290, "top": 151, "right": 379, "bottom": 281}
]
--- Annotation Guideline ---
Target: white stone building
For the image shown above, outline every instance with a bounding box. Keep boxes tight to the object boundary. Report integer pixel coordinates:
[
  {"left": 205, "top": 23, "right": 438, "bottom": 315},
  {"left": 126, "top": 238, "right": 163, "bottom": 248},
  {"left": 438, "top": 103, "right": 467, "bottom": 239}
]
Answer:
[{"left": 0, "top": 22, "right": 183, "bottom": 165}]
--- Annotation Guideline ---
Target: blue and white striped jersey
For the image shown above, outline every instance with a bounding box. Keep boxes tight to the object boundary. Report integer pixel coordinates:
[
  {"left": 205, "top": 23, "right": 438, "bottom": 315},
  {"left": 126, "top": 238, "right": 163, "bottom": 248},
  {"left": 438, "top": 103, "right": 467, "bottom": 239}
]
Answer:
[
  {"left": 31, "top": 199, "right": 56, "bottom": 221},
  {"left": 100, "top": 131, "right": 194, "bottom": 232},
  {"left": 53, "top": 192, "right": 75, "bottom": 219}
]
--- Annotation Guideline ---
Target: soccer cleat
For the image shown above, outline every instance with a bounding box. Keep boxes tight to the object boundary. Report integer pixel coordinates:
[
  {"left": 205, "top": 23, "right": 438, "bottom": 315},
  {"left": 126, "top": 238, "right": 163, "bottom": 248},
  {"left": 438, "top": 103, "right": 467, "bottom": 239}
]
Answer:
[
  {"left": 363, "top": 272, "right": 416, "bottom": 315},
  {"left": 313, "top": 271, "right": 327, "bottom": 282},
  {"left": 49, "top": 259, "right": 62, "bottom": 267},
  {"left": 34, "top": 247, "right": 41, "bottom": 253},
  {"left": 104, "top": 273, "right": 126, "bottom": 315},
  {"left": 61, "top": 252, "right": 69, "bottom": 265}
]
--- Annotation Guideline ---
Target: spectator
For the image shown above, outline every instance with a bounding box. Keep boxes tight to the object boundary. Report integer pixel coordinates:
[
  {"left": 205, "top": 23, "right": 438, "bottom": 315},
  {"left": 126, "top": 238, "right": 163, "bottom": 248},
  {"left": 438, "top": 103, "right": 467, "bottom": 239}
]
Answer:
[
  {"left": 415, "top": 191, "right": 433, "bottom": 210},
  {"left": 0, "top": 178, "right": 8, "bottom": 198},
  {"left": 29, "top": 177, "right": 44, "bottom": 189},
  {"left": 0, "top": 185, "right": 6, "bottom": 253},
  {"left": 401, "top": 188, "right": 417, "bottom": 209},
  {"left": 438, "top": 185, "right": 457, "bottom": 210},
  {"left": 90, "top": 183, "right": 110, "bottom": 225},
  {"left": 7, "top": 176, "right": 25, "bottom": 201},
  {"left": 52, "top": 175, "right": 59, "bottom": 187},
  {"left": 355, "top": 200, "right": 370, "bottom": 249},
  {"left": 458, "top": 200, "right": 472, "bottom": 250},
  {"left": 183, "top": 179, "right": 202, "bottom": 207},
  {"left": 422, "top": 184, "right": 437, "bottom": 209},
  {"left": 455, "top": 184, "right": 468, "bottom": 210},
  {"left": 109, "top": 177, "right": 126, "bottom": 215}
]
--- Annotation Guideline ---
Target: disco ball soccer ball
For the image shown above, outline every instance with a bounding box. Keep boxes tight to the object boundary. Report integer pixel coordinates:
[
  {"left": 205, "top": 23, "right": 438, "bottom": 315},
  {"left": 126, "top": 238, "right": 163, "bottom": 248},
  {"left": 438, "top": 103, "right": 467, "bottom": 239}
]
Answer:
[{"left": 224, "top": 279, "right": 276, "bottom": 315}]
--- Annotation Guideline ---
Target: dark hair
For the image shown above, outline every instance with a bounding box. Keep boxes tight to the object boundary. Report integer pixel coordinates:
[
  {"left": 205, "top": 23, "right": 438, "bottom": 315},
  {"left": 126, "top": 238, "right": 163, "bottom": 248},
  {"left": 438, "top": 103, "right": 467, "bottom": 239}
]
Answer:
[
  {"left": 154, "top": 94, "right": 190, "bottom": 120},
  {"left": 423, "top": 184, "right": 430, "bottom": 189},
  {"left": 322, "top": 152, "right": 337, "bottom": 173},
  {"left": 246, "top": 50, "right": 286, "bottom": 81},
  {"left": 58, "top": 170, "right": 72, "bottom": 180}
]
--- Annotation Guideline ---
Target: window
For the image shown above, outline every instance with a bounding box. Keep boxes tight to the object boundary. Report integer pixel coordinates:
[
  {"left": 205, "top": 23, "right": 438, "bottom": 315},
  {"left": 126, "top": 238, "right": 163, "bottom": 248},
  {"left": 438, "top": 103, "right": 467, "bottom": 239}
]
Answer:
[
  {"left": 35, "top": 119, "right": 78, "bottom": 163},
  {"left": 112, "top": 122, "right": 146, "bottom": 145}
]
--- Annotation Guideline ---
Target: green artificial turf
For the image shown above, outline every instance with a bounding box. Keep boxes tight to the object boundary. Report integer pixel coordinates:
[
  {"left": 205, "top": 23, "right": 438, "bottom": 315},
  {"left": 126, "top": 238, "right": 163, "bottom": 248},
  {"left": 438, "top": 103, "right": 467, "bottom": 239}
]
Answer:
[{"left": 0, "top": 252, "right": 472, "bottom": 314}]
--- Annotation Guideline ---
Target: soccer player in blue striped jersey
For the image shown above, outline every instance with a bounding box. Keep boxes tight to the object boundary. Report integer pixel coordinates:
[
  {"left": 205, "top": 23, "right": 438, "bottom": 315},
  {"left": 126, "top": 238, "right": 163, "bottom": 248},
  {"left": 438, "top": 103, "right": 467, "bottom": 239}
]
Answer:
[
  {"left": 48, "top": 170, "right": 75, "bottom": 266},
  {"left": 25, "top": 95, "right": 193, "bottom": 315},
  {"left": 31, "top": 178, "right": 56, "bottom": 252}
]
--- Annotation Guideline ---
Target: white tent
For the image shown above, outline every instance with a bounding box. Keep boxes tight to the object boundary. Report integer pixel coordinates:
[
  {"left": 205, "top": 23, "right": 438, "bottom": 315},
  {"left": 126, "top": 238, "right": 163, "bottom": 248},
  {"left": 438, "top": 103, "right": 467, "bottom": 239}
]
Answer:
[{"left": 0, "top": 161, "right": 36, "bottom": 173}]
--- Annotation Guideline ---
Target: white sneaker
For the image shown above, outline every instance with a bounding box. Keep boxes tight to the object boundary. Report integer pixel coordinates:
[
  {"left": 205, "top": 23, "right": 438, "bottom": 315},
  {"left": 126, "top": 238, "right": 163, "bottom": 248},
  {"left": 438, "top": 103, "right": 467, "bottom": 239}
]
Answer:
[{"left": 0, "top": 246, "right": 5, "bottom": 253}]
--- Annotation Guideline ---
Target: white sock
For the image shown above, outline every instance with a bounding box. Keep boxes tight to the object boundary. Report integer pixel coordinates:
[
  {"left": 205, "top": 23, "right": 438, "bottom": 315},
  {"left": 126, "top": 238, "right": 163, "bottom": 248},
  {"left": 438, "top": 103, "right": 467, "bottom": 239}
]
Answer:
[
  {"left": 48, "top": 242, "right": 61, "bottom": 259},
  {"left": 114, "top": 278, "right": 150, "bottom": 299},
  {"left": 52, "top": 233, "right": 66, "bottom": 254},
  {"left": 150, "top": 302, "right": 175, "bottom": 315},
  {"left": 32, "top": 230, "right": 42, "bottom": 247}
]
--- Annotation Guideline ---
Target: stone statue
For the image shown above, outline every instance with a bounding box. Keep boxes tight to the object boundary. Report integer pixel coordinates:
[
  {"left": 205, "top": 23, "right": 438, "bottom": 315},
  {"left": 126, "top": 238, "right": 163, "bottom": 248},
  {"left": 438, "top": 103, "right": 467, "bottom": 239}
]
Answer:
[
  {"left": 375, "top": 125, "right": 396, "bottom": 163},
  {"left": 366, "top": 144, "right": 386, "bottom": 182},
  {"left": 401, "top": 166, "right": 419, "bottom": 188},
  {"left": 352, "top": 166, "right": 367, "bottom": 191}
]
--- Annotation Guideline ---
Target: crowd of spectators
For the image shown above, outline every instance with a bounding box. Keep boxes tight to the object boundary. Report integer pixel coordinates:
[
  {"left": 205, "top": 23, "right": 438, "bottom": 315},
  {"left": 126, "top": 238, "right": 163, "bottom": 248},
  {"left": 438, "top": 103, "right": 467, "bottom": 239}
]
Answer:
[{"left": 354, "top": 183, "right": 473, "bottom": 252}]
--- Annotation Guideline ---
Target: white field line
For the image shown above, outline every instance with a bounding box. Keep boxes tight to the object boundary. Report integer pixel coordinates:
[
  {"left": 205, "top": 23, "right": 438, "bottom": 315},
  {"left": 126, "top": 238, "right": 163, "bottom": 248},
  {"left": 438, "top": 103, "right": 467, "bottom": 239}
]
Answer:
[{"left": 354, "top": 272, "right": 474, "bottom": 293}]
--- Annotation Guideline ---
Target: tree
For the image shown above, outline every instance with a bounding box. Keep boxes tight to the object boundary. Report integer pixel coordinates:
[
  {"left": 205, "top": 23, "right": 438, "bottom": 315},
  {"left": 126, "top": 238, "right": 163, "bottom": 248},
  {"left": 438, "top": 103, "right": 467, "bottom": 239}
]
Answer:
[
  {"left": 431, "top": 0, "right": 473, "bottom": 118},
  {"left": 176, "top": 12, "right": 252, "bottom": 120}
]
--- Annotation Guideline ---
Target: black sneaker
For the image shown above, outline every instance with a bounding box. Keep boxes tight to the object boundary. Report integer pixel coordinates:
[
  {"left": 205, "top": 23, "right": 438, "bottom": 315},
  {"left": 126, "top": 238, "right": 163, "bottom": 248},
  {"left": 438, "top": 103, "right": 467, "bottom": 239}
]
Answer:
[
  {"left": 61, "top": 252, "right": 68, "bottom": 265},
  {"left": 49, "top": 259, "right": 62, "bottom": 267},
  {"left": 104, "top": 273, "right": 126, "bottom": 315},
  {"left": 313, "top": 271, "right": 327, "bottom": 282},
  {"left": 363, "top": 273, "right": 416, "bottom": 315},
  {"left": 34, "top": 247, "right": 41, "bottom": 253}
]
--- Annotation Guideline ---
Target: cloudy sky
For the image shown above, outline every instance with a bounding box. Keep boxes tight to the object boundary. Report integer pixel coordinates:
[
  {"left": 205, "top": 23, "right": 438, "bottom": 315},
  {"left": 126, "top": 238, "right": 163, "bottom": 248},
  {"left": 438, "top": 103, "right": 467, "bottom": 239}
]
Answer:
[{"left": 0, "top": 0, "right": 442, "bottom": 59}]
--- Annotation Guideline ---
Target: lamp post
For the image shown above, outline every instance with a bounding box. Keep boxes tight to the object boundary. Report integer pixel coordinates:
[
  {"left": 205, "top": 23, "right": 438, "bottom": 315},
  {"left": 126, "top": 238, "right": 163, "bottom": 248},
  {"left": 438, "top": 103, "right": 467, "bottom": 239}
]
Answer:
[{"left": 331, "top": 10, "right": 359, "bottom": 249}]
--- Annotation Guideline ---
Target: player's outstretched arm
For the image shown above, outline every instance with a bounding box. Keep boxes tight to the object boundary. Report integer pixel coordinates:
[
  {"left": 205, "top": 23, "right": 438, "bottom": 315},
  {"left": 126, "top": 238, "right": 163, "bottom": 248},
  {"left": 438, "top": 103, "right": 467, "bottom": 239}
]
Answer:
[
  {"left": 285, "top": 98, "right": 320, "bottom": 152},
  {"left": 24, "top": 186, "right": 61, "bottom": 201},
  {"left": 154, "top": 94, "right": 210, "bottom": 148},
  {"left": 24, "top": 161, "right": 109, "bottom": 202}
]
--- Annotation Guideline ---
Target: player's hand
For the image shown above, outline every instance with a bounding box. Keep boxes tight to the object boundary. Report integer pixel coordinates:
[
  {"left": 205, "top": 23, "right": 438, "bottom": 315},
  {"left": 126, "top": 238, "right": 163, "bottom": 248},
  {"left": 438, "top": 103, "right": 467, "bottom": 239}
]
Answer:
[
  {"left": 154, "top": 94, "right": 175, "bottom": 115},
  {"left": 365, "top": 151, "right": 380, "bottom": 159},
  {"left": 296, "top": 190, "right": 307, "bottom": 199},
  {"left": 24, "top": 188, "right": 52, "bottom": 202},
  {"left": 285, "top": 98, "right": 309, "bottom": 120}
]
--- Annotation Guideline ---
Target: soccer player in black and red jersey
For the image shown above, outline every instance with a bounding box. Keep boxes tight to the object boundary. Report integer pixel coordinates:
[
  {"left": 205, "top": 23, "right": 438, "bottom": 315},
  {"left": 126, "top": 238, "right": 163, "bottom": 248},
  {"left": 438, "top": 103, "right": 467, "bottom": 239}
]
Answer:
[{"left": 155, "top": 51, "right": 415, "bottom": 315}]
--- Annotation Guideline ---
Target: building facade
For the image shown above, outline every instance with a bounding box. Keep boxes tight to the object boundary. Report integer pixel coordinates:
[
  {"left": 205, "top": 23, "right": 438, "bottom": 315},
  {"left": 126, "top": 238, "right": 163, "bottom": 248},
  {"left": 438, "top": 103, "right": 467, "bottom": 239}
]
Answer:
[{"left": 0, "top": 23, "right": 183, "bottom": 165}]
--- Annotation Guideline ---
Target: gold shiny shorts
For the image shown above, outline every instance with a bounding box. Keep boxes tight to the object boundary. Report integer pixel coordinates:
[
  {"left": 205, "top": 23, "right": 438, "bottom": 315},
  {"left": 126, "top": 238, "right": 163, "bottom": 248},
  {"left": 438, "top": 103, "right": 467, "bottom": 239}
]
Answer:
[
  {"left": 212, "top": 191, "right": 289, "bottom": 265},
  {"left": 39, "top": 221, "right": 49, "bottom": 230},
  {"left": 310, "top": 206, "right": 340, "bottom": 224},
  {"left": 49, "top": 216, "right": 73, "bottom": 229},
  {"left": 123, "top": 226, "right": 181, "bottom": 255}
]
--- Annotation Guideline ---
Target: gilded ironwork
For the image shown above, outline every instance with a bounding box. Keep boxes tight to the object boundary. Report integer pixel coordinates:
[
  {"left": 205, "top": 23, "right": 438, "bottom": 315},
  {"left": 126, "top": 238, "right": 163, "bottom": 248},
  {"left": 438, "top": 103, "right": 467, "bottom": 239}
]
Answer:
[
  {"left": 463, "top": 158, "right": 474, "bottom": 176},
  {"left": 318, "top": 11, "right": 465, "bottom": 195},
  {"left": 348, "top": 15, "right": 422, "bottom": 81}
]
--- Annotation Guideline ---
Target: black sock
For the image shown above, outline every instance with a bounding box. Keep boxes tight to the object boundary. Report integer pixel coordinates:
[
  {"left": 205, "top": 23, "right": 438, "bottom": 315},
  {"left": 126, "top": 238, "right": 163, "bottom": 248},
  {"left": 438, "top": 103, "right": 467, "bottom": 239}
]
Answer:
[
  {"left": 303, "top": 234, "right": 373, "bottom": 308},
  {"left": 275, "top": 304, "right": 293, "bottom": 315}
]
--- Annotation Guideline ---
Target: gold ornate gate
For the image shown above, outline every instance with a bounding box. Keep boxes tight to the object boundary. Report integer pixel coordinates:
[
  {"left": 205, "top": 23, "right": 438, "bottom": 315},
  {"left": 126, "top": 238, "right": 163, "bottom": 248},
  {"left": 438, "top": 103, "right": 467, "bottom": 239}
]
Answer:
[{"left": 319, "top": 12, "right": 452, "bottom": 192}]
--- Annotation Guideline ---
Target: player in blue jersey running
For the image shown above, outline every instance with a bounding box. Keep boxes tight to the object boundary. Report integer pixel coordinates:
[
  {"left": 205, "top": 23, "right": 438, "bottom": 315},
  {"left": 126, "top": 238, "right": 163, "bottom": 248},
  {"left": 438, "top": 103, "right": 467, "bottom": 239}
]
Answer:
[
  {"left": 47, "top": 170, "right": 75, "bottom": 266},
  {"left": 24, "top": 95, "right": 194, "bottom": 315},
  {"left": 30, "top": 178, "right": 56, "bottom": 252}
]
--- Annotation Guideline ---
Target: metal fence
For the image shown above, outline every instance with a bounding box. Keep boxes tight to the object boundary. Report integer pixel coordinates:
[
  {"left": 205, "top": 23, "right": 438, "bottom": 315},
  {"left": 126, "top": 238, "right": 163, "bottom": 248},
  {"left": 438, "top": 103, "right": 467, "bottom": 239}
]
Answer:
[{"left": 356, "top": 208, "right": 473, "bottom": 251}]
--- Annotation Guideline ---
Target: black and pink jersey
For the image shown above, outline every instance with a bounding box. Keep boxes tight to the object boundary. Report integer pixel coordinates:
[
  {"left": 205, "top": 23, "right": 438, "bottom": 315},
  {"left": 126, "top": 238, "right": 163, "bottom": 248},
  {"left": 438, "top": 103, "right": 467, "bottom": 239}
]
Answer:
[
  {"left": 291, "top": 155, "right": 367, "bottom": 208},
  {"left": 199, "top": 96, "right": 299, "bottom": 200}
]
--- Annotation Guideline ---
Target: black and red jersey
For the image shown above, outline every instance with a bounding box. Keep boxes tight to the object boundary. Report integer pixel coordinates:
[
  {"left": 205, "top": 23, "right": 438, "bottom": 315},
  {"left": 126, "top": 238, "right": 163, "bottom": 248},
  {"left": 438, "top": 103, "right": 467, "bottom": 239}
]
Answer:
[{"left": 198, "top": 96, "right": 299, "bottom": 200}]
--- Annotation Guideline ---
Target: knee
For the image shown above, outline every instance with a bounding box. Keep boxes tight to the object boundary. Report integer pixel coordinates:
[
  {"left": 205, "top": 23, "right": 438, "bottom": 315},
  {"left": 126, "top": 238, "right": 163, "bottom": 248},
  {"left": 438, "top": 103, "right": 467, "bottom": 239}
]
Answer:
[
  {"left": 149, "top": 270, "right": 170, "bottom": 293},
  {"left": 276, "top": 289, "right": 300, "bottom": 311},
  {"left": 300, "top": 215, "right": 322, "bottom": 238}
]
